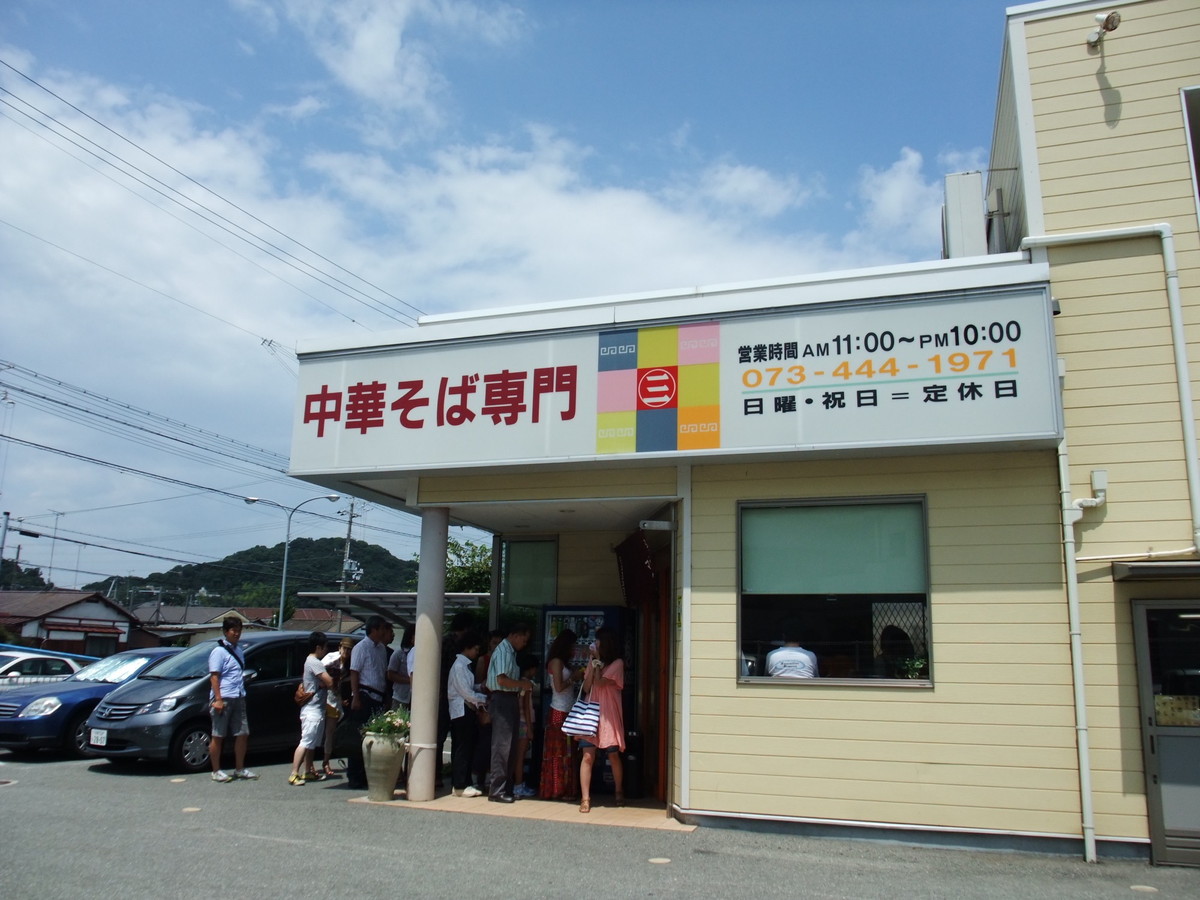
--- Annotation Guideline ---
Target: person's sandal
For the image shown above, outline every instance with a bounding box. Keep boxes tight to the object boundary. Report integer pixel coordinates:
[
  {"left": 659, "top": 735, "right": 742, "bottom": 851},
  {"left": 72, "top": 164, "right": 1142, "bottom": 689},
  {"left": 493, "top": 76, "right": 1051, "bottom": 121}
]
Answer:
[{"left": 579, "top": 799, "right": 591, "bottom": 813}]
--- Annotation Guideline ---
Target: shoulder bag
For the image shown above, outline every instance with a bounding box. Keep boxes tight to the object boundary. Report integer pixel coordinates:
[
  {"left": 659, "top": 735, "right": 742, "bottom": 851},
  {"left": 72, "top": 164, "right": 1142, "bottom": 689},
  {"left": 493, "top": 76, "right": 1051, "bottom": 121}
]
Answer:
[
  {"left": 295, "top": 681, "right": 316, "bottom": 705},
  {"left": 561, "top": 683, "right": 600, "bottom": 738}
]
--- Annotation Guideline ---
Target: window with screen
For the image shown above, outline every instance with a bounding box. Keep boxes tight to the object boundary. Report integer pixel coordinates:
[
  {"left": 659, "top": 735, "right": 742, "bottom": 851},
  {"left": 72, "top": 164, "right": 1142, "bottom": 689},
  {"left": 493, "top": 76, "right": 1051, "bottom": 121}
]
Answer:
[{"left": 739, "top": 497, "right": 930, "bottom": 682}]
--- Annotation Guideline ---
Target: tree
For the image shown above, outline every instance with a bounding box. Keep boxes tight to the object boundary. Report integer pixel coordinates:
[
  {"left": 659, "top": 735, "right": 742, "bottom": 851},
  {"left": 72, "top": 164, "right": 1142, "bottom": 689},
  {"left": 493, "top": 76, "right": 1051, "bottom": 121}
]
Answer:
[
  {"left": 1, "top": 560, "right": 49, "bottom": 590},
  {"left": 445, "top": 538, "right": 492, "bottom": 592},
  {"left": 81, "top": 538, "right": 420, "bottom": 605}
]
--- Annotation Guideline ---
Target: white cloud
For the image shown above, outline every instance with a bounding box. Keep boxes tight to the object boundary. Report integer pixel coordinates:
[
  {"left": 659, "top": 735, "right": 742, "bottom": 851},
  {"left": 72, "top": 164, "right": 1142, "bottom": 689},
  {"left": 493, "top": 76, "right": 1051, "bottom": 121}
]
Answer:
[
  {"left": 265, "top": 94, "right": 327, "bottom": 120},
  {"left": 681, "top": 161, "right": 817, "bottom": 219},
  {"left": 256, "top": 0, "right": 524, "bottom": 128},
  {"left": 841, "top": 147, "right": 950, "bottom": 264},
  {"left": 0, "top": 37, "right": 983, "bottom": 579}
]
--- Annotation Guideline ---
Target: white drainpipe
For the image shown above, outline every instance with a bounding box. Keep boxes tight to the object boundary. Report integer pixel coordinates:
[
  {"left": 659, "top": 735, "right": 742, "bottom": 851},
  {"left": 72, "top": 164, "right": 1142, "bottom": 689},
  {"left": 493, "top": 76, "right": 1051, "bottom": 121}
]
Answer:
[
  {"left": 1023, "top": 223, "right": 1198, "bottom": 864},
  {"left": 1056, "top": 434, "right": 1098, "bottom": 863},
  {"left": 1022, "top": 223, "right": 1200, "bottom": 548}
]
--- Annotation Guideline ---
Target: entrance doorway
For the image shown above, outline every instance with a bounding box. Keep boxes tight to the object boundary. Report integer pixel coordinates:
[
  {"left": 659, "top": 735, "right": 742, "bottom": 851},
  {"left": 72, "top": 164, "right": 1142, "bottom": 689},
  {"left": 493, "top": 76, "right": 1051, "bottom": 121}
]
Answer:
[{"left": 1132, "top": 599, "right": 1200, "bottom": 867}]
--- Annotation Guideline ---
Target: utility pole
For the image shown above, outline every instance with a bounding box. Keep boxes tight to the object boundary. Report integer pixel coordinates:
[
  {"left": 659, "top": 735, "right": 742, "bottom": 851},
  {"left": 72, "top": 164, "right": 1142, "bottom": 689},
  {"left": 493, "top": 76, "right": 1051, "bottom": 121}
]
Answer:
[
  {"left": 339, "top": 500, "right": 359, "bottom": 592},
  {"left": 47, "top": 510, "right": 64, "bottom": 589},
  {"left": 0, "top": 511, "right": 8, "bottom": 589}
]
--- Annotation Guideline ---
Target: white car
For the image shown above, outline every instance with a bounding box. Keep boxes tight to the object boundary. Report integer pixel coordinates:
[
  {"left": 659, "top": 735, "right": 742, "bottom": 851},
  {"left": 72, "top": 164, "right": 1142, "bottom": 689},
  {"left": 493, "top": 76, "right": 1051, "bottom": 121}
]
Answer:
[{"left": 0, "top": 651, "right": 86, "bottom": 686}]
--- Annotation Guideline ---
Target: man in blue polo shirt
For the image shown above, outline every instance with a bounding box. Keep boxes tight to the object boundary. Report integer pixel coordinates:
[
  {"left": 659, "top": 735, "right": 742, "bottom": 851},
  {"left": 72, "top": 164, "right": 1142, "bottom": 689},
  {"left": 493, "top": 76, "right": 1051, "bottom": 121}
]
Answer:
[
  {"left": 208, "top": 617, "right": 257, "bottom": 782},
  {"left": 485, "top": 622, "right": 535, "bottom": 803}
]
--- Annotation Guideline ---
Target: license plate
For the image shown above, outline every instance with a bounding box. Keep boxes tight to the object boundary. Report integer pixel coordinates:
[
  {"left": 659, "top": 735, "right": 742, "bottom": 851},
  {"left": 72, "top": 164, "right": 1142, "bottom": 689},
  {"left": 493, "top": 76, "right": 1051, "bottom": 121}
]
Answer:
[{"left": 90, "top": 728, "right": 107, "bottom": 747}]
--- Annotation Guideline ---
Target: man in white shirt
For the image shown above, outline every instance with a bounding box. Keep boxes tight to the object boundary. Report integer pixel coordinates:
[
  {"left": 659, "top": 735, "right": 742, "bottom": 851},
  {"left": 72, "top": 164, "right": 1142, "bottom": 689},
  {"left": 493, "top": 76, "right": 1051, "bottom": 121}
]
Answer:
[
  {"left": 766, "top": 629, "right": 820, "bottom": 679},
  {"left": 346, "top": 616, "right": 390, "bottom": 789},
  {"left": 447, "top": 630, "right": 488, "bottom": 797}
]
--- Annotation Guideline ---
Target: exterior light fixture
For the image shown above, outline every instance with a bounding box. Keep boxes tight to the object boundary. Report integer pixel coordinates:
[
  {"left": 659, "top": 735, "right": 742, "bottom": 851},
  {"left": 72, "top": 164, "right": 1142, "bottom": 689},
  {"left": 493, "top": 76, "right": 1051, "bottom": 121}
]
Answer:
[{"left": 1087, "top": 11, "right": 1121, "bottom": 46}]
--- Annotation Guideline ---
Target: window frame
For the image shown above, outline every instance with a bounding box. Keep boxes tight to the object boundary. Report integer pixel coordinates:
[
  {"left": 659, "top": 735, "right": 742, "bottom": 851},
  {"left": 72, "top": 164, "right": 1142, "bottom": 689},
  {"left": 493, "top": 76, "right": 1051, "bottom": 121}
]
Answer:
[{"left": 736, "top": 494, "right": 933, "bottom": 687}]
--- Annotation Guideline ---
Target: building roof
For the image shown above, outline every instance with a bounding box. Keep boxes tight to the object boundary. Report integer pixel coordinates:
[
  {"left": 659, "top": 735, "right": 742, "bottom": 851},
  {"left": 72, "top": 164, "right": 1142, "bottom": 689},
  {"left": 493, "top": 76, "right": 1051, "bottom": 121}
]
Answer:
[
  {"left": 297, "top": 592, "right": 489, "bottom": 627},
  {"left": 130, "top": 604, "right": 219, "bottom": 625},
  {"left": 130, "top": 605, "right": 280, "bottom": 626},
  {"left": 0, "top": 590, "right": 137, "bottom": 626}
]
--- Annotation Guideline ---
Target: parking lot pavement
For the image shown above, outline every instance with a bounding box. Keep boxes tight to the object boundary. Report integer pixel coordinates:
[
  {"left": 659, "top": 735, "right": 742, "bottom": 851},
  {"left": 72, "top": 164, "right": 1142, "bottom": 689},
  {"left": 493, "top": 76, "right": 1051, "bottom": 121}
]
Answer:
[{"left": 3, "top": 750, "right": 1199, "bottom": 900}]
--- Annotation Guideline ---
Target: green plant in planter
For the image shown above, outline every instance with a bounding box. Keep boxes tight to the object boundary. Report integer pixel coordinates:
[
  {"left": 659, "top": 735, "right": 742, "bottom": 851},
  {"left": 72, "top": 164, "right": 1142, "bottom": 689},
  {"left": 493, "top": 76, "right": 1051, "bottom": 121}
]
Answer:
[{"left": 362, "top": 706, "right": 410, "bottom": 739}]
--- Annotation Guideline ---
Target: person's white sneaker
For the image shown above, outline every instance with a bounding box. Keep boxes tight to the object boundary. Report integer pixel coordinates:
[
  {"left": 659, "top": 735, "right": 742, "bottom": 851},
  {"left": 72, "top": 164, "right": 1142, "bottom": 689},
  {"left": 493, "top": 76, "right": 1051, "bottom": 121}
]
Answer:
[
  {"left": 454, "top": 785, "right": 483, "bottom": 798},
  {"left": 234, "top": 768, "right": 258, "bottom": 780},
  {"left": 211, "top": 770, "right": 233, "bottom": 783}
]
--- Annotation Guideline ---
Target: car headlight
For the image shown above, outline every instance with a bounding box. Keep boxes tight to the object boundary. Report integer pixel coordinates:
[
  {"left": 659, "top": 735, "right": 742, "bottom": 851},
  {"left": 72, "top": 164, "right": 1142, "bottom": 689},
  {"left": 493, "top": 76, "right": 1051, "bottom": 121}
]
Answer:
[
  {"left": 136, "top": 697, "right": 179, "bottom": 715},
  {"left": 18, "top": 696, "right": 62, "bottom": 718}
]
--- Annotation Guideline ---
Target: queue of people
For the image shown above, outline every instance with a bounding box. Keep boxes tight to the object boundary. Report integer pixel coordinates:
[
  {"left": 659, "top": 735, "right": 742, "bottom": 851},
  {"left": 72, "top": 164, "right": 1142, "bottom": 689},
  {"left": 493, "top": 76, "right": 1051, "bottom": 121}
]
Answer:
[{"left": 226, "top": 617, "right": 629, "bottom": 815}]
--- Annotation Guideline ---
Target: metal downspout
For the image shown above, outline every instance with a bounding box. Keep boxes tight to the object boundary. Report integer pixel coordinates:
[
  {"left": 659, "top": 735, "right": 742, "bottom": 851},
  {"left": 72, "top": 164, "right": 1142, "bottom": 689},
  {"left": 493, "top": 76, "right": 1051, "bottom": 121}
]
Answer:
[
  {"left": 1023, "top": 223, "right": 1197, "bottom": 863},
  {"left": 1057, "top": 435, "right": 1098, "bottom": 863},
  {"left": 1022, "top": 224, "right": 1200, "bottom": 546}
]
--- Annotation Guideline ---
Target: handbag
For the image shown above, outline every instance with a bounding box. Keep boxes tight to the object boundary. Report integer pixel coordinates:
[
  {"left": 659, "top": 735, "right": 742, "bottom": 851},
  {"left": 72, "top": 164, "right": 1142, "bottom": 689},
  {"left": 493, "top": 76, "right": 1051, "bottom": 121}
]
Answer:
[
  {"left": 561, "top": 685, "right": 600, "bottom": 737},
  {"left": 294, "top": 681, "right": 316, "bottom": 705}
]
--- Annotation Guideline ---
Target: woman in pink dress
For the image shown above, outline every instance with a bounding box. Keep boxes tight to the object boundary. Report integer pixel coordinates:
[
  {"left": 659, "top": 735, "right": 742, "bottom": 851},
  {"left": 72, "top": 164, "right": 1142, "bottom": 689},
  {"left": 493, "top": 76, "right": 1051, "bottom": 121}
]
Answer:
[{"left": 578, "top": 627, "right": 625, "bottom": 813}]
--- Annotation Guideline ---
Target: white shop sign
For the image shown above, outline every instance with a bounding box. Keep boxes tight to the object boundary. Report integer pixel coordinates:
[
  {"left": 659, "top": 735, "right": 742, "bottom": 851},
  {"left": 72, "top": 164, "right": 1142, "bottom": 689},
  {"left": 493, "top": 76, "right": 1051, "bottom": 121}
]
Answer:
[{"left": 290, "top": 286, "right": 1061, "bottom": 473}]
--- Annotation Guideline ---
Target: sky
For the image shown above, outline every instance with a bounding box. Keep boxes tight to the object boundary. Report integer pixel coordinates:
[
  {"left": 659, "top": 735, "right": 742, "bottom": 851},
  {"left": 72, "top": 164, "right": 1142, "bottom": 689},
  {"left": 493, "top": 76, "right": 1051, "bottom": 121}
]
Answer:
[{"left": 0, "top": 0, "right": 1015, "bottom": 594}]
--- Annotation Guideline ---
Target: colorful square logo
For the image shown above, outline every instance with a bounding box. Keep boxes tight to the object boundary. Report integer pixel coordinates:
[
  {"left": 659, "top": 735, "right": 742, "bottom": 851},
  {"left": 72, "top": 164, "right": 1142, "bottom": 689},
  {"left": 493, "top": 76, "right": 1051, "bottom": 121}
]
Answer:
[{"left": 596, "top": 323, "right": 720, "bottom": 454}]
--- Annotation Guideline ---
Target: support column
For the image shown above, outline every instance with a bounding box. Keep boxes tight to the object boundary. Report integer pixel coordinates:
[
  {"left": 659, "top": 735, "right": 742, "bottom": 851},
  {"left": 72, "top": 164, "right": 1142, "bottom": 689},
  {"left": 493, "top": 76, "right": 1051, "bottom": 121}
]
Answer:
[{"left": 407, "top": 506, "right": 448, "bottom": 802}]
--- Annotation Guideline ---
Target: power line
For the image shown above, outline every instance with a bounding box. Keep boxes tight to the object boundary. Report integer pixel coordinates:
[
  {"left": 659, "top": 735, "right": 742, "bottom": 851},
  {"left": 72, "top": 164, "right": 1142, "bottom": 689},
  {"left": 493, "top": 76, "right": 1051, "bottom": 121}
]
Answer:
[
  {"left": 0, "top": 434, "right": 279, "bottom": 505},
  {"left": 9, "top": 526, "right": 351, "bottom": 588},
  {"left": 0, "top": 214, "right": 292, "bottom": 346},
  {"left": 0, "top": 360, "right": 288, "bottom": 472},
  {"left": 0, "top": 111, "right": 383, "bottom": 331},
  {"left": 0, "top": 363, "right": 426, "bottom": 545},
  {"left": 2, "top": 433, "right": 422, "bottom": 542},
  {"left": 0, "top": 58, "right": 425, "bottom": 325}
]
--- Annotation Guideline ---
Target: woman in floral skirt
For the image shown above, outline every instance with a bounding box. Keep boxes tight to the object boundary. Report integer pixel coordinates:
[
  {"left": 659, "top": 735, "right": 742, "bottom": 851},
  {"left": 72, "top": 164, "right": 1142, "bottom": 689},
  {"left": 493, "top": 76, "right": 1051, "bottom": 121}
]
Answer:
[{"left": 538, "top": 628, "right": 579, "bottom": 800}]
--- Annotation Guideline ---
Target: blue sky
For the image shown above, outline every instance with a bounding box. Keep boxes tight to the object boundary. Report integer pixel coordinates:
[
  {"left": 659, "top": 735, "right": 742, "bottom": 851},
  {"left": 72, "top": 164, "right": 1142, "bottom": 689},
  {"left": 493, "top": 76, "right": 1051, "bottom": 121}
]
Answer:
[{"left": 0, "top": 0, "right": 1014, "bottom": 589}]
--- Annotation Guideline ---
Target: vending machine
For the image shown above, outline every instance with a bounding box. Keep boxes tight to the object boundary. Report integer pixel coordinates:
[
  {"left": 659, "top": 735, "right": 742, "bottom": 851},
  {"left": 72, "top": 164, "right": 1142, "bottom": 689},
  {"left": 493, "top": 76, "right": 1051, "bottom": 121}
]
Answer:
[{"left": 540, "top": 605, "right": 639, "bottom": 797}]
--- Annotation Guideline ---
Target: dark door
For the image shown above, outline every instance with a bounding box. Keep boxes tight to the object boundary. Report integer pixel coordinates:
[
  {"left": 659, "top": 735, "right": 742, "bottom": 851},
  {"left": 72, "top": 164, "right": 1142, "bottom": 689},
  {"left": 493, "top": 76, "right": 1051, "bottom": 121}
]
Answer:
[{"left": 1132, "top": 600, "right": 1200, "bottom": 867}]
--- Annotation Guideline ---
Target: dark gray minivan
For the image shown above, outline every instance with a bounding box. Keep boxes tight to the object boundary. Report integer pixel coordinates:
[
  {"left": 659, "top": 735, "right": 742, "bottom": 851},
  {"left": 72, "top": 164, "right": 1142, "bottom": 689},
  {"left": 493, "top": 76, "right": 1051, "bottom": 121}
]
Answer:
[{"left": 84, "top": 631, "right": 355, "bottom": 772}]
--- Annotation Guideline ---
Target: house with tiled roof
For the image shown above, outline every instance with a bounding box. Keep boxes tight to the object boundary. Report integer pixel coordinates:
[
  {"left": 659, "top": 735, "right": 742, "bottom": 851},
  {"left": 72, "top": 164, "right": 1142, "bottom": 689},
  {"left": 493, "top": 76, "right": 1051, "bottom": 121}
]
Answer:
[
  {"left": 129, "top": 604, "right": 279, "bottom": 645},
  {"left": 283, "top": 606, "right": 363, "bottom": 635},
  {"left": 0, "top": 590, "right": 138, "bottom": 657}
]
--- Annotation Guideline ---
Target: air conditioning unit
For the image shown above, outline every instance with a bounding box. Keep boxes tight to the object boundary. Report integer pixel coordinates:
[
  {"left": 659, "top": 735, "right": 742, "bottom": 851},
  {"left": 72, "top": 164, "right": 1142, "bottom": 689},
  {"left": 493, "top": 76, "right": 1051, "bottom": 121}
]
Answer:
[{"left": 941, "top": 171, "right": 987, "bottom": 259}]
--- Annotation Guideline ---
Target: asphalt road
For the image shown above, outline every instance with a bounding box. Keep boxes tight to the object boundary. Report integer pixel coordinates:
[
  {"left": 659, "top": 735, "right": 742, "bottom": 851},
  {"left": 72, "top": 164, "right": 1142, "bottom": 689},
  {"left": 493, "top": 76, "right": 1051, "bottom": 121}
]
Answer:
[{"left": 2, "top": 749, "right": 1198, "bottom": 900}]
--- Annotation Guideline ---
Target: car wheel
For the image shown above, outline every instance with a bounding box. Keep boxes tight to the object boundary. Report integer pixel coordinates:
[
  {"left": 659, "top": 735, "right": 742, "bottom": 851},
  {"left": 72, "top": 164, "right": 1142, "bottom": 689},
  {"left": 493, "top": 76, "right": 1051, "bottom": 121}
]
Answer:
[
  {"left": 66, "top": 708, "right": 96, "bottom": 758},
  {"left": 170, "top": 722, "right": 212, "bottom": 773}
]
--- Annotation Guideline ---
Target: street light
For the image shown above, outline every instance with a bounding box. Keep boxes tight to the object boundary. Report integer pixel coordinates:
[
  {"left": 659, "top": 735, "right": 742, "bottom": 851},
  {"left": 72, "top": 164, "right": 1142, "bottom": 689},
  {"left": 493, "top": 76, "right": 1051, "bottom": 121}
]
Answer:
[{"left": 244, "top": 494, "right": 340, "bottom": 629}]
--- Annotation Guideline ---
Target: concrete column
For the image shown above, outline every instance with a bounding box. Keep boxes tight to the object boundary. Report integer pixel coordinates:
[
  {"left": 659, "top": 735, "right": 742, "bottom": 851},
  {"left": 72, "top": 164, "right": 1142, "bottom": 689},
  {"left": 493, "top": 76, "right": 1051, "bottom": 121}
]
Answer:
[{"left": 407, "top": 506, "right": 448, "bottom": 802}]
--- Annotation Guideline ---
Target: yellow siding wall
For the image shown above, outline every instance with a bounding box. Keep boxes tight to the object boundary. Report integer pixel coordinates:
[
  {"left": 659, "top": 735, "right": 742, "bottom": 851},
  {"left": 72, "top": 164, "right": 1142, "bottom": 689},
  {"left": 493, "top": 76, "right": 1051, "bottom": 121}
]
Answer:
[
  {"left": 419, "top": 466, "right": 677, "bottom": 504},
  {"left": 1019, "top": 0, "right": 1200, "bottom": 841},
  {"left": 685, "top": 452, "right": 1094, "bottom": 835},
  {"left": 557, "top": 531, "right": 627, "bottom": 606}
]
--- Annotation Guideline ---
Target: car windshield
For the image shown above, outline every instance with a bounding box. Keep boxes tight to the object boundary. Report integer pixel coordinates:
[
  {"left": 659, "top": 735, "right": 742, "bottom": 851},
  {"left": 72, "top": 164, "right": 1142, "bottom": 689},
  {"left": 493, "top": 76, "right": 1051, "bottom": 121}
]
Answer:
[
  {"left": 72, "top": 654, "right": 159, "bottom": 684},
  {"left": 0, "top": 654, "right": 16, "bottom": 667},
  {"left": 140, "top": 640, "right": 218, "bottom": 680}
]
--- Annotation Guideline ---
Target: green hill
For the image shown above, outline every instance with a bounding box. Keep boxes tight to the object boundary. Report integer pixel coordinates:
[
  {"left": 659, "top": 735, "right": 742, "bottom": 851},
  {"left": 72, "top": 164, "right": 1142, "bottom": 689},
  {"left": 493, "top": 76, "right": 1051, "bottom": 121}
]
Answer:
[{"left": 82, "top": 538, "right": 419, "bottom": 607}]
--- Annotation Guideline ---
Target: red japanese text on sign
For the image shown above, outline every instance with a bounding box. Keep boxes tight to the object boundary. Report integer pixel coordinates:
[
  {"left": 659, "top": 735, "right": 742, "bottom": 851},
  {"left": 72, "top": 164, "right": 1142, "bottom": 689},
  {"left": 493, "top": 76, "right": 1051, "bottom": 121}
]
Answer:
[{"left": 301, "top": 365, "right": 578, "bottom": 436}]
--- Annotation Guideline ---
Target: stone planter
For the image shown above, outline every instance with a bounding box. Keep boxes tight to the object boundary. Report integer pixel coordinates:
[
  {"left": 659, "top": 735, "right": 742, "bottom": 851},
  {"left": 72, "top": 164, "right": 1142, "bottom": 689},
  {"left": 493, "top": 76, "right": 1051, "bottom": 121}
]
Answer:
[{"left": 362, "top": 732, "right": 407, "bottom": 802}]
